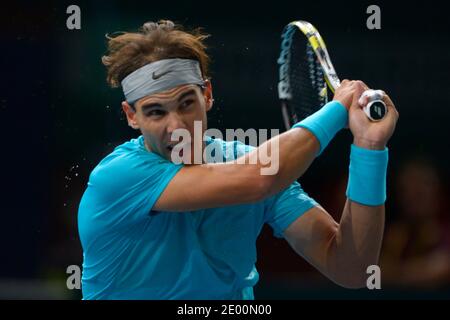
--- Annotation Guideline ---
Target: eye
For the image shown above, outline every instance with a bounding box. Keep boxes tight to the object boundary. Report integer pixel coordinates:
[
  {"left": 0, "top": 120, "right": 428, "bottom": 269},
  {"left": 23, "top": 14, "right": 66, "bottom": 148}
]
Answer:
[
  {"left": 180, "top": 99, "right": 194, "bottom": 109},
  {"left": 146, "top": 109, "right": 166, "bottom": 117}
]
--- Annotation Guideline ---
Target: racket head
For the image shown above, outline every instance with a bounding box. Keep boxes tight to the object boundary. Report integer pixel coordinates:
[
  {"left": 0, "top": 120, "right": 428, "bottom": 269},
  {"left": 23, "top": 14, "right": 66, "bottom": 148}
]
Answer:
[
  {"left": 277, "top": 20, "right": 387, "bottom": 126},
  {"left": 277, "top": 21, "right": 337, "bottom": 129}
]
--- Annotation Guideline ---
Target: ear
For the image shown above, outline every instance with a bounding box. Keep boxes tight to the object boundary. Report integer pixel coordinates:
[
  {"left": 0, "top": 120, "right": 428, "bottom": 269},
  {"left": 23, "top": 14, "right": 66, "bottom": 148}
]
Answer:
[
  {"left": 122, "top": 101, "right": 139, "bottom": 129},
  {"left": 203, "top": 79, "right": 214, "bottom": 112}
]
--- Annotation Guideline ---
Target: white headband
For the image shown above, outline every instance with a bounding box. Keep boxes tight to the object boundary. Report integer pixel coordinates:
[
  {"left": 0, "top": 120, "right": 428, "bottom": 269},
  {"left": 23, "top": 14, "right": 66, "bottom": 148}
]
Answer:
[{"left": 121, "top": 58, "right": 205, "bottom": 105}]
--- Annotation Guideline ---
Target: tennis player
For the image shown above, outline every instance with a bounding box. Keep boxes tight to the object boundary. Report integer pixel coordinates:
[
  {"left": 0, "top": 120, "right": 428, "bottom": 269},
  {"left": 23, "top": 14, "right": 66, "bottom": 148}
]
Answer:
[{"left": 78, "top": 20, "right": 399, "bottom": 299}]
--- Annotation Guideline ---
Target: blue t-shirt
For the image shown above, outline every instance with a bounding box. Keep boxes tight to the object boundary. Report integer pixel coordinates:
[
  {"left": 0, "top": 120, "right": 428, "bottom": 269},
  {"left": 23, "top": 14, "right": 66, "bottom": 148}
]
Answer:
[{"left": 78, "top": 135, "right": 318, "bottom": 299}]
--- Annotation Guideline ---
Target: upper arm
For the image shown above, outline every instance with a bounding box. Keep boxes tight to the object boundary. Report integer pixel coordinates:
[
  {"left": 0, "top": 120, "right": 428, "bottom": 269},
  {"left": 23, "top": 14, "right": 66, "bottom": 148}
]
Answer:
[
  {"left": 153, "top": 162, "right": 270, "bottom": 212},
  {"left": 283, "top": 205, "right": 339, "bottom": 276}
]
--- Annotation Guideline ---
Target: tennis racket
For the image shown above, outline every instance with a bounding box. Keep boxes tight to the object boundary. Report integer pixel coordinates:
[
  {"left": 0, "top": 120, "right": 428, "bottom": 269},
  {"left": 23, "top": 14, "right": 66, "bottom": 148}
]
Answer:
[{"left": 277, "top": 20, "right": 387, "bottom": 129}]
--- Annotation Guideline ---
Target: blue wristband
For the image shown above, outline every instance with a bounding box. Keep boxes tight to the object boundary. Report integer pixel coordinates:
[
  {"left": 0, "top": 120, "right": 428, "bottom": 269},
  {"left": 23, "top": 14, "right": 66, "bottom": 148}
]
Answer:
[
  {"left": 292, "top": 101, "right": 348, "bottom": 155},
  {"left": 346, "top": 144, "right": 389, "bottom": 206}
]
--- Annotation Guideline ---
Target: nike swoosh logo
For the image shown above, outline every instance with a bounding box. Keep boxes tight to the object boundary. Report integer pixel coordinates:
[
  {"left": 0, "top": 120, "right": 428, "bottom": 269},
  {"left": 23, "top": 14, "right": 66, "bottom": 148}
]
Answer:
[{"left": 152, "top": 70, "right": 172, "bottom": 80}]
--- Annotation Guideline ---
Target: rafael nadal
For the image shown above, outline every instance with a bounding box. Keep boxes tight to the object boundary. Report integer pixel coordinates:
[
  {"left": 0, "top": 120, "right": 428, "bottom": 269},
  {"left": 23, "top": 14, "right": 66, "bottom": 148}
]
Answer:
[{"left": 78, "top": 20, "right": 399, "bottom": 299}]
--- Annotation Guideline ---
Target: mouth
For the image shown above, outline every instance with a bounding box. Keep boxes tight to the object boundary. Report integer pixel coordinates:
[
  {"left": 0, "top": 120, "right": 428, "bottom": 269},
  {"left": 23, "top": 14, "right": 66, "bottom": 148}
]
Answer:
[
  {"left": 166, "top": 145, "right": 174, "bottom": 152},
  {"left": 166, "top": 145, "right": 181, "bottom": 158},
  {"left": 166, "top": 142, "right": 190, "bottom": 157}
]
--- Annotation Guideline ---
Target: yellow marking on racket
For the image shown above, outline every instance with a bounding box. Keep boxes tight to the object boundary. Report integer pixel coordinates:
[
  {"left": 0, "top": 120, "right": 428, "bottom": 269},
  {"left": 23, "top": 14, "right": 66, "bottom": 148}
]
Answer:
[
  {"left": 325, "top": 77, "right": 336, "bottom": 93},
  {"left": 319, "top": 86, "right": 327, "bottom": 98},
  {"left": 309, "top": 36, "right": 320, "bottom": 50}
]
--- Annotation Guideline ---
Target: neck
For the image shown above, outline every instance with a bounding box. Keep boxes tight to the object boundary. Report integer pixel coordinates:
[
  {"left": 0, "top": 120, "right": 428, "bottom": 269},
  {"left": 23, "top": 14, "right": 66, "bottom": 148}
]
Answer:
[{"left": 143, "top": 139, "right": 152, "bottom": 153}]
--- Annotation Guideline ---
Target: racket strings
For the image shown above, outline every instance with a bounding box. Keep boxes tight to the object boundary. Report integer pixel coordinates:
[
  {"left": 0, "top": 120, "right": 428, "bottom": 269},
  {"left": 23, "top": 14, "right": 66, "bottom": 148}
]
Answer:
[
  {"left": 289, "top": 34, "right": 327, "bottom": 120},
  {"left": 307, "top": 44, "right": 327, "bottom": 102}
]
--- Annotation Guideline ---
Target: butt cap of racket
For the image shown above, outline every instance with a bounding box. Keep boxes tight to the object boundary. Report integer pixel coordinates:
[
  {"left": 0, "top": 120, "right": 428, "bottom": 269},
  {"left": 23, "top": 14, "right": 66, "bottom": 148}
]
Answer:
[{"left": 360, "top": 90, "right": 387, "bottom": 122}]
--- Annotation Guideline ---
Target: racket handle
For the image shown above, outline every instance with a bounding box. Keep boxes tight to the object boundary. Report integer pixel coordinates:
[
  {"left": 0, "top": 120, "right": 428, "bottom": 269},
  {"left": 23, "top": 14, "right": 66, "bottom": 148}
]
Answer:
[{"left": 364, "top": 100, "right": 387, "bottom": 121}]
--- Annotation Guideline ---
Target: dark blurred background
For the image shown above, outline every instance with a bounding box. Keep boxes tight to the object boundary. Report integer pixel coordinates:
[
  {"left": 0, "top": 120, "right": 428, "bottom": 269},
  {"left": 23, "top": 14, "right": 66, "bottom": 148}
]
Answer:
[{"left": 1, "top": 0, "right": 450, "bottom": 299}]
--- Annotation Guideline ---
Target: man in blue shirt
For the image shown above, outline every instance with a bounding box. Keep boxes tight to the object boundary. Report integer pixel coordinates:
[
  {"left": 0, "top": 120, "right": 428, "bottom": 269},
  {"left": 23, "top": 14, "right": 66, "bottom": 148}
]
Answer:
[{"left": 78, "top": 20, "right": 399, "bottom": 299}]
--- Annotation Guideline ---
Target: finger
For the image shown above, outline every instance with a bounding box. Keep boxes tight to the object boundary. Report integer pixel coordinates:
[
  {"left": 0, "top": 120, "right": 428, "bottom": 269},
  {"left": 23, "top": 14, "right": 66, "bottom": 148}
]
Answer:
[
  {"left": 356, "top": 80, "right": 370, "bottom": 91},
  {"left": 382, "top": 92, "right": 399, "bottom": 120},
  {"left": 340, "top": 79, "right": 351, "bottom": 87},
  {"left": 358, "top": 94, "right": 370, "bottom": 107},
  {"left": 381, "top": 91, "right": 394, "bottom": 109},
  {"left": 377, "top": 90, "right": 397, "bottom": 112},
  {"left": 355, "top": 83, "right": 367, "bottom": 101},
  {"left": 359, "top": 89, "right": 384, "bottom": 106}
]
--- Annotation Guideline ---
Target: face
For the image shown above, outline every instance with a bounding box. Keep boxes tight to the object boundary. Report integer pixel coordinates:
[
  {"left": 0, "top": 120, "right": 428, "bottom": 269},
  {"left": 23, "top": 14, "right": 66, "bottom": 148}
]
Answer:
[{"left": 122, "top": 81, "right": 213, "bottom": 163}]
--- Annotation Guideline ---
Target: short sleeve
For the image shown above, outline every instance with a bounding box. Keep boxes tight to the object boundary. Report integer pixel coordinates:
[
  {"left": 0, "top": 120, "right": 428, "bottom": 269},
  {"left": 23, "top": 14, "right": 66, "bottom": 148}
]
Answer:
[
  {"left": 218, "top": 138, "right": 319, "bottom": 238},
  {"left": 79, "top": 150, "right": 183, "bottom": 230},
  {"left": 264, "top": 181, "right": 319, "bottom": 239}
]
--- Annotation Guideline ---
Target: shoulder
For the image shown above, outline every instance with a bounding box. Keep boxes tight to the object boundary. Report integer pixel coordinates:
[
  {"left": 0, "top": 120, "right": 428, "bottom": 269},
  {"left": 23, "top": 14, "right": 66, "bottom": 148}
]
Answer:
[{"left": 89, "top": 136, "right": 179, "bottom": 188}]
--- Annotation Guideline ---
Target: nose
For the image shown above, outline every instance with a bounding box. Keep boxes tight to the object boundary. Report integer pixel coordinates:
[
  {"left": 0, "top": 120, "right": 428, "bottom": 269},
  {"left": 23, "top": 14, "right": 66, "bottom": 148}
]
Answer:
[{"left": 166, "top": 111, "right": 187, "bottom": 135}]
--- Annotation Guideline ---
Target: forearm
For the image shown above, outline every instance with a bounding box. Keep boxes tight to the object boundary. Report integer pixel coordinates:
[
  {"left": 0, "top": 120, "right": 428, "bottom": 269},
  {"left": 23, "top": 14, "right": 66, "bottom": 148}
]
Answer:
[
  {"left": 326, "top": 141, "right": 388, "bottom": 288},
  {"left": 207, "top": 127, "right": 320, "bottom": 204},
  {"left": 327, "top": 199, "right": 385, "bottom": 288},
  {"left": 244, "top": 100, "right": 347, "bottom": 196},
  {"left": 244, "top": 127, "right": 319, "bottom": 195}
]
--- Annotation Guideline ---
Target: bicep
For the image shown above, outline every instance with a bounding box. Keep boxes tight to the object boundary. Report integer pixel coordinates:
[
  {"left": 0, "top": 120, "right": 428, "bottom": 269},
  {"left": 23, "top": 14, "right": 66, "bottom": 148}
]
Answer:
[
  {"left": 283, "top": 205, "right": 338, "bottom": 274},
  {"left": 153, "top": 162, "right": 268, "bottom": 212}
]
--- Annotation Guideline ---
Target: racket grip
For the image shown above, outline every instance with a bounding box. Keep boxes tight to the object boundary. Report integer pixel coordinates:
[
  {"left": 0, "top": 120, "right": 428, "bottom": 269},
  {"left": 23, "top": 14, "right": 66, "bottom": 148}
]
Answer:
[{"left": 363, "top": 100, "right": 387, "bottom": 121}]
